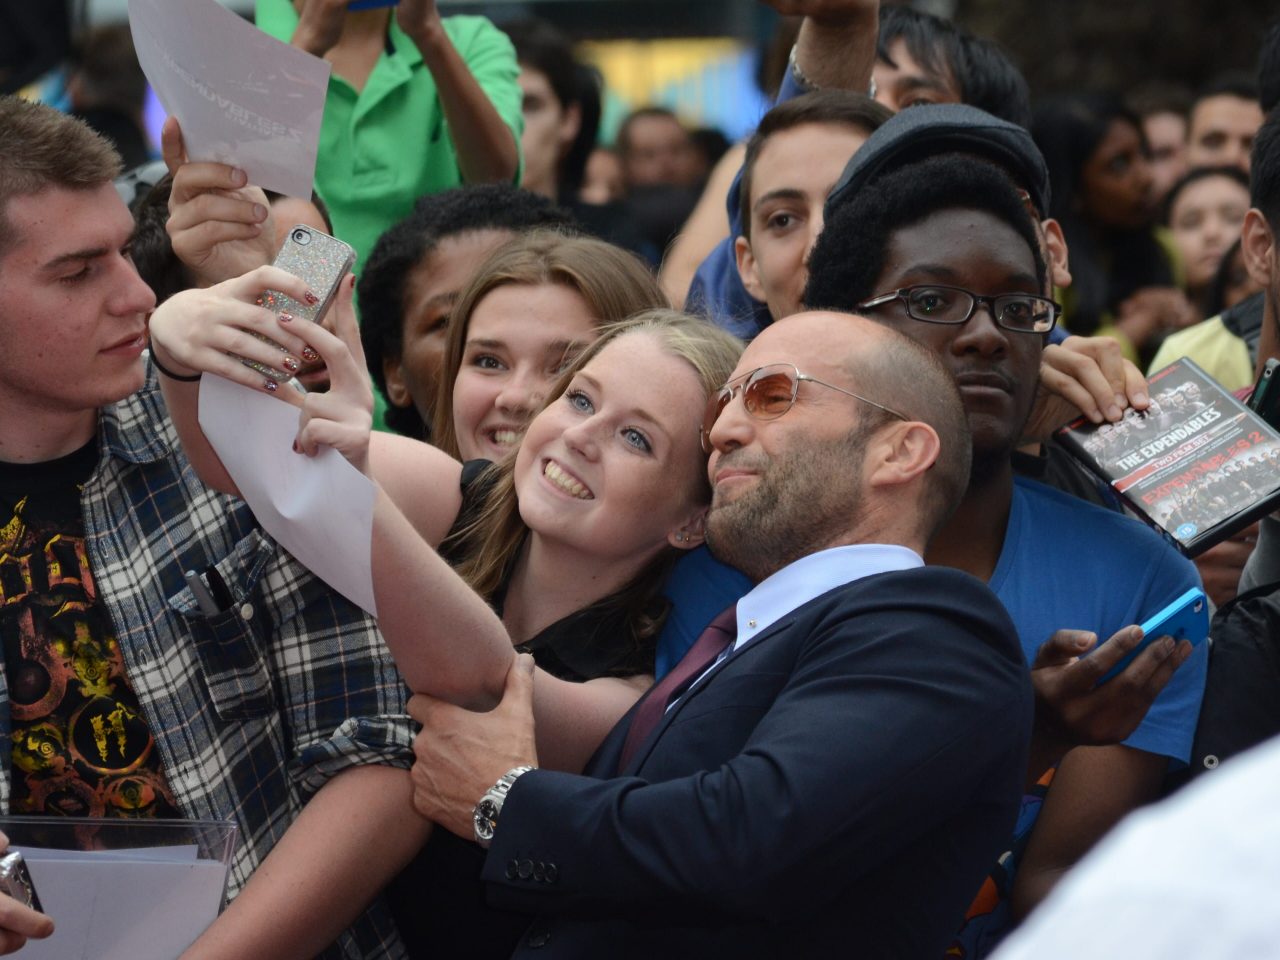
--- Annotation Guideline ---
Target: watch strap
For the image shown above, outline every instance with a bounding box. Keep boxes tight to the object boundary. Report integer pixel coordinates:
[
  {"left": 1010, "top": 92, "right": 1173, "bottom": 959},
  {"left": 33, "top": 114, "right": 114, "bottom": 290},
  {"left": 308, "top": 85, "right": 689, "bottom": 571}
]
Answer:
[{"left": 474, "top": 765, "right": 535, "bottom": 848}]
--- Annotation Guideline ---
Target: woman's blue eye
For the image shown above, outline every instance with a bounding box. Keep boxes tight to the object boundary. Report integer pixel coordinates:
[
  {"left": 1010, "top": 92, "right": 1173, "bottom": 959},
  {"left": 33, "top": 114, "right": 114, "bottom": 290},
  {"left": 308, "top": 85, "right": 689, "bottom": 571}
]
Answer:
[
  {"left": 566, "top": 389, "right": 593, "bottom": 413},
  {"left": 622, "top": 427, "right": 651, "bottom": 453}
]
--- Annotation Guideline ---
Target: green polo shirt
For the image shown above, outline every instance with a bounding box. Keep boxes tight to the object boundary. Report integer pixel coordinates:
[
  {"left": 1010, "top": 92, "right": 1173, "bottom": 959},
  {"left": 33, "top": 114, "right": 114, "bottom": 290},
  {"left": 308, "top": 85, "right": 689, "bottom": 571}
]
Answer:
[
  {"left": 256, "top": 0, "right": 521, "bottom": 274},
  {"left": 256, "top": 1, "right": 522, "bottom": 428}
]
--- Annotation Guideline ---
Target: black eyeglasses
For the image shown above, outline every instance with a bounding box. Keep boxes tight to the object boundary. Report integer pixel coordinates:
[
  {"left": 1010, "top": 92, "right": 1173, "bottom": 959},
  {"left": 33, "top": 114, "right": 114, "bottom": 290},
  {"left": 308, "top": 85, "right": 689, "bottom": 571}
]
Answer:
[
  {"left": 857, "top": 284, "right": 1060, "bottom": 334},
  {"left": 700, "top": 363, "right": 907, "bottom": 454}
]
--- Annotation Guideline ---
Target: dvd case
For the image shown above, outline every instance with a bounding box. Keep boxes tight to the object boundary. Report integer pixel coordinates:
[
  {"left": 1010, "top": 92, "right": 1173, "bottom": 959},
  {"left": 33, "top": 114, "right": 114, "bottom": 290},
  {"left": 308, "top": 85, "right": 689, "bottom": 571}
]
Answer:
[{"left": 1055, "top": 357, "right": 1280, "bottom": 556}]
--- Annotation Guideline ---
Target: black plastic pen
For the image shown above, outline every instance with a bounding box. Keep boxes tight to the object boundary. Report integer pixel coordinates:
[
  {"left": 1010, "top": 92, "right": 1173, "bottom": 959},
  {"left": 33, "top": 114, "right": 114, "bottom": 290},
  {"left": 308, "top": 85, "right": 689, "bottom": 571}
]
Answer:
[{"left": 204, "top": 567, "right": 235, "bottom": 609}]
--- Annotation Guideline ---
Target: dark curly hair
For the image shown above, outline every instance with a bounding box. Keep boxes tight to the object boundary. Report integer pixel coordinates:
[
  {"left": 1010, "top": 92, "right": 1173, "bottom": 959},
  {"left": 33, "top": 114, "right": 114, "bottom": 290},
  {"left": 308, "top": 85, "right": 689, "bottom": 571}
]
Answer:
[
  {"left": 804, "top": 153, "right": 1045, "bottom": 313},
  {"left": 130, "top": 174, "right": 194, "bottom": 305},
  {"left": 357, "top": 184, "right": 577, "bottom": 438}
]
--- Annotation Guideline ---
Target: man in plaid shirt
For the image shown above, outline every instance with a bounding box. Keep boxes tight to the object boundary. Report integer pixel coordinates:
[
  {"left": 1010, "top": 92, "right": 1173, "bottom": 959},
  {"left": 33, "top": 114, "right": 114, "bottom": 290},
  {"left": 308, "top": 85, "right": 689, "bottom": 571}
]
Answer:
[{"left": 0, "top": 96, "right": 419, "bottom": 957}]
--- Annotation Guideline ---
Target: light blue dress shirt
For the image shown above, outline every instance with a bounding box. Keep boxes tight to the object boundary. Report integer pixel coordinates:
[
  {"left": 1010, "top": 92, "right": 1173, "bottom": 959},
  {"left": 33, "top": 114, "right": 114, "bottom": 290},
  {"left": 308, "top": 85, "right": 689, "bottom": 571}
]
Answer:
[
  {"left": 733, "top": 543, "right": 923, "bottom": 650},
  {"left": 672, "top": 543, "right": 923, "bottom": 708}
]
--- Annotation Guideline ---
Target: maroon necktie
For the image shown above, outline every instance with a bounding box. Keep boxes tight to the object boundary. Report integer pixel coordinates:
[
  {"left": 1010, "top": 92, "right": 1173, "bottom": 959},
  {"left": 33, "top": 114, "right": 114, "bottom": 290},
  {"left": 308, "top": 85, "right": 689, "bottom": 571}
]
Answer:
[{"left": 617, "top": 604, "right": 738, "bottom": 771}]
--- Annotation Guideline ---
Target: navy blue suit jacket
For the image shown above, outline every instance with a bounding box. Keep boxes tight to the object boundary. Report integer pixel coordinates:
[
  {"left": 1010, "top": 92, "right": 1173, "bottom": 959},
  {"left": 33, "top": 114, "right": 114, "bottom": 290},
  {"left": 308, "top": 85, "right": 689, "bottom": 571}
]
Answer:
[{"left": 482, "top": 566, "right": 1032, "bottom": 958}]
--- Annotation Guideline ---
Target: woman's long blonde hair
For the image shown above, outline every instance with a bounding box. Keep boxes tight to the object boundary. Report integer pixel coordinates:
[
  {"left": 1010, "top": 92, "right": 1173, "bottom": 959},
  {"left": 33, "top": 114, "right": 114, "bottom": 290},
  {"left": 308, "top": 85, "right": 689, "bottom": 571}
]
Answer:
[
  {"left": 431, "top": 230, "right": 669, "bottom": 460},
  {"left": 447, "top": 309, "right": 744, "bottom": 641}
]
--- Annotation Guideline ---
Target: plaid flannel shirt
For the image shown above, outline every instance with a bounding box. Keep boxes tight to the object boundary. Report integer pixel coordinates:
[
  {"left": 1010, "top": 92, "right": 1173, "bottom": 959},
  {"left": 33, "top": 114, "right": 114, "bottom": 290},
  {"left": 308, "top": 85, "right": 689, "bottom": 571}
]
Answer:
[{"left": 0, "top": 368, "right": 413, "bottom": 958}]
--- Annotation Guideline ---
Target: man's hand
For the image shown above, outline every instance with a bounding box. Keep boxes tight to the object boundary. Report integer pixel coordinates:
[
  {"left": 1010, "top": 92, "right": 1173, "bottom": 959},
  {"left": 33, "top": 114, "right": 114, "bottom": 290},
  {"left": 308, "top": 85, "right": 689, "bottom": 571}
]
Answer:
[
  {"left": 760, "top": 0, "right": 877, "bottom": 24},
  {"left": 290, "top": 0, "right": 348, "bottom": 58},
  {"left": 1030, "top": 627, "right": 1192, "bottom": 760},
  {"left": 396, "top": 0, "right": 444, "bottom": 45},
  {"left": 163, "top": 118, "right": 275, "bottom": 288},
  {"left": 1025, "top": 335, "right": 1151, "bottom": 440},
  {"left": 0, "top": 833, "right": 53, "bottom": 954},
  {"left": 770, "top": 0, "right": 878, "bottom": 92},
  {"left": 1194, "top": 522, "right": 1258, "bottom": 608},
  {"left": 408, "top": 654, "right": 538, "bottom": 840}
]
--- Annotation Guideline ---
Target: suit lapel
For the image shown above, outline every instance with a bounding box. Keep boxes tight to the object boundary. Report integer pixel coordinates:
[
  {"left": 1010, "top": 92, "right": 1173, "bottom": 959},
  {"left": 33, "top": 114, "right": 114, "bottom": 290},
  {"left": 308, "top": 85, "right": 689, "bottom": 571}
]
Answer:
[{"left": 621, "top": 614, "right": 799, "bottom": 776}]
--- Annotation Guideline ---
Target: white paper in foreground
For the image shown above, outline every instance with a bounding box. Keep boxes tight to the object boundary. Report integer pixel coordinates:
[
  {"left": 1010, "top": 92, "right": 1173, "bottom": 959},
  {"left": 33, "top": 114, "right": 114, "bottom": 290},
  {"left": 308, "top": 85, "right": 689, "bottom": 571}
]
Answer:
[
  {"left": 14, "top": 850, "right": 227, "bottom": 960},
  {"left": 198, "top": 374, "right": 378, "bottom": 615},
  {"left": 128, "top": 0, "right": 330, "bottom": 198}
]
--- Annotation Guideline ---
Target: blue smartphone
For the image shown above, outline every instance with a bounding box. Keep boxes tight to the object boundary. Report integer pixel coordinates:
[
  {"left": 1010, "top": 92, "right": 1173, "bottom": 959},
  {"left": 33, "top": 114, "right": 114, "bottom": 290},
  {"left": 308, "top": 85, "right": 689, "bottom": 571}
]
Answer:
[
  {"left": 347, "top": 0, "right": 398, "bottom": 8},
  {"left": 1097, "top": 587, "right": 1208, "bottom": 684}
]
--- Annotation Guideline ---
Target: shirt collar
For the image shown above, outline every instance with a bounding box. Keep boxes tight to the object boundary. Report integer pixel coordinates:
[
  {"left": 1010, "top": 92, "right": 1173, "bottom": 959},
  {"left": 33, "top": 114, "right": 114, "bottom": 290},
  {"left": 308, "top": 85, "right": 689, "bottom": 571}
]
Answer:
[
  {"left": 98, "top": 362, "right": 177, "bottom": 467},
  {"left": 735, "top": 543, "right": 923, "bottom": 647}
]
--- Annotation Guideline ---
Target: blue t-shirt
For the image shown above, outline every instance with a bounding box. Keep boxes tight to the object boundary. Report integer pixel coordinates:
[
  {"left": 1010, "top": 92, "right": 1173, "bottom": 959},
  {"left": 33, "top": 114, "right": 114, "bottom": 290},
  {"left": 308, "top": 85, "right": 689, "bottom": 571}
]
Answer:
[
  {"left": 994, "top": 475, "right": 1208, "bottom": 762},
  {"left": 661, "top": 477, "right": 1208, "bottom": 745},
  {"left": 657, "top": 546, "right": 752, "bottom": 679},
  {"left": 950, "top": 475, "right": 1208, "bottom": 958}
]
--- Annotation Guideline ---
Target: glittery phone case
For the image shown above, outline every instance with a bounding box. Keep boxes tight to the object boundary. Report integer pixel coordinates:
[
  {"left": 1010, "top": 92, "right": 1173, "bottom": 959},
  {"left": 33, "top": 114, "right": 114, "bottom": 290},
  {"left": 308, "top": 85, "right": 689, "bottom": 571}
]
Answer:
[
  {"left": 0, "top": 852, "right": 41, "bottom": 913},
  {"left": 239, "top": 225, "right": 356, "bottom": 381}
]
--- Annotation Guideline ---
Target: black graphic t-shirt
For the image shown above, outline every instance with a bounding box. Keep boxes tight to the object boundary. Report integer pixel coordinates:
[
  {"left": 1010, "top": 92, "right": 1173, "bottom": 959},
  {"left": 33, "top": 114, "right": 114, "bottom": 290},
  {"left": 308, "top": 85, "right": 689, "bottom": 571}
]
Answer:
[{"left": 0, "top": 441, "right": 179, "bottom": 818}]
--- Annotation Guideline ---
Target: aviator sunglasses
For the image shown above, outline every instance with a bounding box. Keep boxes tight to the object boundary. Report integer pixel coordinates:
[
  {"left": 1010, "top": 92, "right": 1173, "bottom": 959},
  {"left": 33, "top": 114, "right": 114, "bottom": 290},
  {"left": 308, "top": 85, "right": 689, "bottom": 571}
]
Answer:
[{"left": 700, "top": 363, "right": 908, "bottom": 454}]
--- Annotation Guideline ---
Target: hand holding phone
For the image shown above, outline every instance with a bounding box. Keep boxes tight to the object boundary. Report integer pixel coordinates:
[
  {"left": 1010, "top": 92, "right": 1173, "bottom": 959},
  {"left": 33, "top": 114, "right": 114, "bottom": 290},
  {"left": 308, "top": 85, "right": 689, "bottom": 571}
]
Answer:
[
  {"left": 0, "top": 852, "right": 40, "bottom": 915},
  {"left": 235, "top": 225, "right": 355, "bottom": 383},
  {"left": 1097, "top": 587, "right": 1208, "bottom": 685}
]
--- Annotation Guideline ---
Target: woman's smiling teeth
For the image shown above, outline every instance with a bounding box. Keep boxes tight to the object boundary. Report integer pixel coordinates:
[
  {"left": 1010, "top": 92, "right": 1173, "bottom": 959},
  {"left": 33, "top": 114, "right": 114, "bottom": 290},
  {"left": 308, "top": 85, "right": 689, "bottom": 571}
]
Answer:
[
  {"left": 544, "top": 460, "right": 593, "bottom": 499},
  {"left": 490, "top": 428, "right": 522, "bottom": 447}
]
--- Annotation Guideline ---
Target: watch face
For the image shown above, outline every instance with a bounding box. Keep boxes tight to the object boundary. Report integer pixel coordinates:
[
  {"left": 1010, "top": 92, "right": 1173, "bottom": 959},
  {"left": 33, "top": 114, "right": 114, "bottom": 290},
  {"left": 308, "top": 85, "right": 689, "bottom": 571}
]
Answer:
[{"left": 475, "top": 798, "right": 500, "bottom": 841}]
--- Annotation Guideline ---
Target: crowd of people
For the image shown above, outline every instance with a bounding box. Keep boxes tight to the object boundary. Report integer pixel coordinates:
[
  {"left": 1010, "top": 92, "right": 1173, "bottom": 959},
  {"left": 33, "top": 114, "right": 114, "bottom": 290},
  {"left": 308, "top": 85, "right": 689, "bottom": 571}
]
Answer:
[{"left": 3, "top": 0, "right": 1280, "bottom": 957}]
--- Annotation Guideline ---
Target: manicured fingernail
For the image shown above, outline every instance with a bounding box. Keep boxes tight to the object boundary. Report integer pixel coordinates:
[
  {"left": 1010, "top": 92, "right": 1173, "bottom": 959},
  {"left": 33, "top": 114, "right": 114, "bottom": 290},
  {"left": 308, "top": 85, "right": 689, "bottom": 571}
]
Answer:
[
  {"left": 292, "top": 440, "right": 301, "bottom": 453},
  {"left": 301, "top": 347, "right": 319, "bottom": 363},
  {"left": 348, "top": 275, "right": 356, "bottom": 290},
  {"left": 253, "top": 203, "right": 268, "bottom": 221},
  {"left": 263, "top": 379, "right": 278, "bottom": 393},
  {"left": 278, "top": 312, "right": 293, "bottom": 323},
  {"left": 1133, "top": 392, "right": 1148, "bottom": 406},
  {"left": 282, "top": 357, "right": 299, "bottom": 373},
  {"left": 1107, "top": 405, "right": 1122, "bottom": 421},
  {"left": 1114, "top": 394, "right": 1126, "bottom": 410},
  {"left": 304, "top": 291, "right": 319, "bottom": 305},
  {"left": 231, "top": 167, "right": 247, "bottom": 186}
]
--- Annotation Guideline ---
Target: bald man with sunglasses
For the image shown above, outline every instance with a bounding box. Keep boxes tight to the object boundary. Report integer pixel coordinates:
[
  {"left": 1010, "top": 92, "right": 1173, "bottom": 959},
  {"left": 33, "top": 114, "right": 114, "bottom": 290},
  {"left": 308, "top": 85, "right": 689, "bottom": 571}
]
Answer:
[{"left": 407, "top": 311, "right": 1032, "bottom": 959}]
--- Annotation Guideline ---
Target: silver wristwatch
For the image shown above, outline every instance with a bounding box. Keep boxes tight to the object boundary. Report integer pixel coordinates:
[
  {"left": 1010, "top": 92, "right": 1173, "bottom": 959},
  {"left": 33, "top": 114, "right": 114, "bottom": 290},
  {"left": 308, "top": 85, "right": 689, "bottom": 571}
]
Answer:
[{"left": 473, "top": 765, "right": 534, "bottom": 849}]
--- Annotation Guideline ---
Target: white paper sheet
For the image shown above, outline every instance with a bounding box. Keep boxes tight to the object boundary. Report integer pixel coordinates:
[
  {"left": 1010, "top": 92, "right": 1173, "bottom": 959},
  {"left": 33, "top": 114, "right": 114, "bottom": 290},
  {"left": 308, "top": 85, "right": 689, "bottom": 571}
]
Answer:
[
  {"left": 198, "top": 374, "right": 378, "bottom": 615},
  {"left": 128, "top": 0, "right": 330, "bottom": 198},
  {"left": 14, "top": 853, "right": 227, "bottom": 960},
  {"left": 17, "top": 844, "right": 198, "bottom": 863}
]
